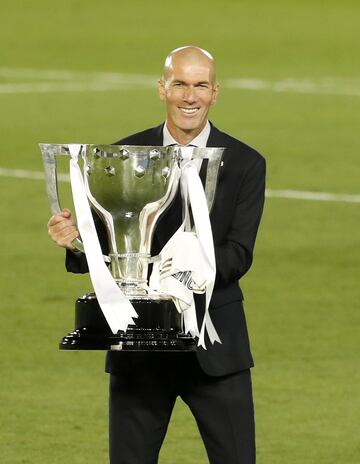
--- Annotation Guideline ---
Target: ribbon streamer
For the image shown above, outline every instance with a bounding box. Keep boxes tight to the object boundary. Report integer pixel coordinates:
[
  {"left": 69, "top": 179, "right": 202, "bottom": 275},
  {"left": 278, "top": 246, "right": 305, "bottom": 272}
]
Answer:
[
  {"left": 150, "top": 157, "right": 221, "bottom": 348},
  {"left": 181, "top": 160, "right": 221, "bottom": 348},
  {"left": 68, "top": 145, "right": 138, "bottom": 334}
]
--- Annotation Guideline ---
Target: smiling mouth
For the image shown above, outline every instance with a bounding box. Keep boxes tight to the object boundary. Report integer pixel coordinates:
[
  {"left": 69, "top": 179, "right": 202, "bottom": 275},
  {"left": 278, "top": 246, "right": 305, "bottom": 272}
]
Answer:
[{"left": 179, "top": 107, "right": 200, "bottom": 114}]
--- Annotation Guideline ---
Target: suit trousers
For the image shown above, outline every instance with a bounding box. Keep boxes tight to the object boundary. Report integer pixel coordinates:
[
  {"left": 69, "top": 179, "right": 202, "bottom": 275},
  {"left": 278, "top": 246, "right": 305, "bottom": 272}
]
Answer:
[{"left": 108, "top": 352, "right": 255, "bottom": 464}]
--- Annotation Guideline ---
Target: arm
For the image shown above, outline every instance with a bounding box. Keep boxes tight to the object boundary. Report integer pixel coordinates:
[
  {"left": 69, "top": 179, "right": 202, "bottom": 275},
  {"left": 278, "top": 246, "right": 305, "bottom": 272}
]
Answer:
[{"left": 214, "top": 156, "right": 266, "bottom": 285}]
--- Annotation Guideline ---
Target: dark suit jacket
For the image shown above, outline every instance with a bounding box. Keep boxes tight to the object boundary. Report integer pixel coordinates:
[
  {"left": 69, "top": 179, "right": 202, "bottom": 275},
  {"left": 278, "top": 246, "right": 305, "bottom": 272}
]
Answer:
[{"left": 66, "top": 123, "right": 266, "bottom": 377}]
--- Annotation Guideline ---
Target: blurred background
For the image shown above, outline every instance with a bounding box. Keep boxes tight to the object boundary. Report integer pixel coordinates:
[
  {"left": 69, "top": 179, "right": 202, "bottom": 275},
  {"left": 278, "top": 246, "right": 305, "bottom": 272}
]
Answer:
[{"left": 0, "top": 1, "right": 359, "bottom": 463}]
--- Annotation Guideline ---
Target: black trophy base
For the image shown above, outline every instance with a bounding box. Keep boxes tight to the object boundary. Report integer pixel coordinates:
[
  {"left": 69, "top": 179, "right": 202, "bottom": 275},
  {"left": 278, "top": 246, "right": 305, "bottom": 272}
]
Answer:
[{"left": 59, "top": 295, "right": 196, "bottom": 352}]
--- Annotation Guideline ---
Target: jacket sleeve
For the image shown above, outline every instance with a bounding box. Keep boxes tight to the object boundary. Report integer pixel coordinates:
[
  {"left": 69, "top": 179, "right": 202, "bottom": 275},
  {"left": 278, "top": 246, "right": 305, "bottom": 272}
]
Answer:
[
  {"left": 214, "top": 156, "right": 266, "bottom": 285},
  {"left": 65, "top": 249, "right": 89, "bottom": 273}
]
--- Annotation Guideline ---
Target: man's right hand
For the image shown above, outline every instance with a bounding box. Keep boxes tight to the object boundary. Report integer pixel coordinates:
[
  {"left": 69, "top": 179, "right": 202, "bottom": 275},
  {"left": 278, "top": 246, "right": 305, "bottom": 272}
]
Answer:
[{"left": 47, "top": 208, "right": 80, "bottom": 250}]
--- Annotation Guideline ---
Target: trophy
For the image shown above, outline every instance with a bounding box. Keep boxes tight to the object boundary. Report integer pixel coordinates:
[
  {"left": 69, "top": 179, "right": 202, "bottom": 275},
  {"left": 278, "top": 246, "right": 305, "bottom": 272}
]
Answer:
[{"left": 40, "top": 143, "right": 224, "bottom": 351}]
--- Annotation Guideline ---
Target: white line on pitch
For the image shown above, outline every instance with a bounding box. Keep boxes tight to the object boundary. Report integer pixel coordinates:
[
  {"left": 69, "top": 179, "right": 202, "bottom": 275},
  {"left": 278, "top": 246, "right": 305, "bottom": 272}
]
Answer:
[
  {"left": 0, "top": 167, "right": 70, "bottom": 182},
  {"left": 0, "top": 82, "right": 137, "bottom": 94},
  {"left": 1, "top": 67, "right": 360, "bottom": 97},
  {"left": 266, "top": 188, "right": 360, "bottom": 203},
  {"left": 1, "top": 167, "right": 359, "bottom": 204},
  {"left": 224, "top": 77, "right": 360, "bottom": 97}
]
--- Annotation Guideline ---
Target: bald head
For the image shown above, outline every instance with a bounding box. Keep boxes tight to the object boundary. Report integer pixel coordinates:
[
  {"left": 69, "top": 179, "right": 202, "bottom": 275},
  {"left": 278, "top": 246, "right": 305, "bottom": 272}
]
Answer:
[
  {"left": 158, "top": 46, "right": 219, "bottom": 145},
  {"left": 162, "top": 46, "right": 217, "bottom": 85}
]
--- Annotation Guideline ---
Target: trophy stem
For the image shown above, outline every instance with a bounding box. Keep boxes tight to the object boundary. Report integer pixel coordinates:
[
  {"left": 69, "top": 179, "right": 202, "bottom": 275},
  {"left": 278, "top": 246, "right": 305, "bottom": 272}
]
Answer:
[{"left": 110, "top": 252, "right": 150, "bottom": 296}]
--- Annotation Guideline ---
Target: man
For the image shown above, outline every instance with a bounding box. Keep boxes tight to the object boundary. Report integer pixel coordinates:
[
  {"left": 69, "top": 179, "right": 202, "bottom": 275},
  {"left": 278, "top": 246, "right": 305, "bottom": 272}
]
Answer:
[{"left": 48, "top": 46, "right": 266, "bottom": 464}]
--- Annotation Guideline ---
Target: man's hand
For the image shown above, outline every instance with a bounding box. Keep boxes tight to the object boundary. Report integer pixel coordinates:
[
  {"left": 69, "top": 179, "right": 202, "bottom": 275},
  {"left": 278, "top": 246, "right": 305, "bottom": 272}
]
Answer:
[{"left": 47, "top": 208, "right": 79, "bottom": 250}]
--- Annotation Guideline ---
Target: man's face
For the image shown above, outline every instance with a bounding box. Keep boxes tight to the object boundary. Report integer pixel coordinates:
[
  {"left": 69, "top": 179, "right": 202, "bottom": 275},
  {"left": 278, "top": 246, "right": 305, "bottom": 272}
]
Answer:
[{"left": 158, "top": 60, "right": 219, "bottom": 139}]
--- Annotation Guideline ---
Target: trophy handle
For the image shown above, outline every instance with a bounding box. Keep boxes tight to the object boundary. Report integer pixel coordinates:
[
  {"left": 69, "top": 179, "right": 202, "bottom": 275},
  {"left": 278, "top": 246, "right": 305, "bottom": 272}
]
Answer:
[{"left": 41, "top": 144, "right": 85, "bottom": 253}]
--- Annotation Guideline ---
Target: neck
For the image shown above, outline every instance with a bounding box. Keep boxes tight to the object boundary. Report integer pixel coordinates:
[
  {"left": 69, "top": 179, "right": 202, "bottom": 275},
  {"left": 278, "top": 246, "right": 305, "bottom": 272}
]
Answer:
[{"left": 166, "top": 122, "right": 206, "bottom": 145}]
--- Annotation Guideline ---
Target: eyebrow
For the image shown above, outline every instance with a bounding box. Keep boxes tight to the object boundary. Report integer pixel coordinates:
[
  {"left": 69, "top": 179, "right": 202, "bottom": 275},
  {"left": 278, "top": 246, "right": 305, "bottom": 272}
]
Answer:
[{"left": 172, "top": 80, "right": 211, "bottom": 85}]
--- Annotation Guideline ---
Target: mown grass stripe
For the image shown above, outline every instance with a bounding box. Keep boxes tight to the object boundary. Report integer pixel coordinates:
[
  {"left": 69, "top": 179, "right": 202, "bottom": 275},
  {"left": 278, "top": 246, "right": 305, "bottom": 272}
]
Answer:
[
  {"left": 1, "top": 68, "right": 360, "bottom": 97},
  {"left": 1, "top": 167, "right": 359, "bottom": 203}
]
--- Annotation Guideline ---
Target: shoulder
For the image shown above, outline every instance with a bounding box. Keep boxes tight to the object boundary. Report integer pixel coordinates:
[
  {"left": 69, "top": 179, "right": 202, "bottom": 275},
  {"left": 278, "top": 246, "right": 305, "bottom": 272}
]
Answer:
[
  {"left": 210, "top": 124, "right": 266, "bottom": 171},
  {"left": 112, "top": 123, "right": 164, "bottom": 145}
]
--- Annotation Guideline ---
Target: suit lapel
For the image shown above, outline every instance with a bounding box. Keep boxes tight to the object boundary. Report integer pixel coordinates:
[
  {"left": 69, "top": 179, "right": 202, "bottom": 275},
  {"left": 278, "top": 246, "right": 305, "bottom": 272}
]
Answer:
[
  {"left": 149, "top": 123, "right": 164, "bottom": 145},
  {"left": 206, "top": 123, "right": 225, "bottom": 147}
]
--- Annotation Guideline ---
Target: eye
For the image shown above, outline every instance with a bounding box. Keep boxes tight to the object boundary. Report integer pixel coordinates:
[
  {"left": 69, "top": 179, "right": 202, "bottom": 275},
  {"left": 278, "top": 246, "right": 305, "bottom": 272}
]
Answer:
[{"left": 197, "top": 83, "right": 210, "bottom": 89}]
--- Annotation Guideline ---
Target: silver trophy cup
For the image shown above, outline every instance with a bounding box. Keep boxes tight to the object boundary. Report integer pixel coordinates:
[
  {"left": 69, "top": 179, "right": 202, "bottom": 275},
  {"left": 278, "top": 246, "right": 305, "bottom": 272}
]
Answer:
[
  {"left": 82, "top": 144, "right": 179, "bottom": 297},
  {"left": 40, "top": 143, "right": 224, "bottom": 351}
]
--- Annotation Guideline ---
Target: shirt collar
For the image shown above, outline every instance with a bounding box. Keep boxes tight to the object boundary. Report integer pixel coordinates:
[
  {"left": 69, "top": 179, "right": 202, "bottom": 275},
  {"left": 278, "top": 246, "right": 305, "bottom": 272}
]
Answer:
[{"left": 163, "top": 121, "right": 211, "bottom": 147}]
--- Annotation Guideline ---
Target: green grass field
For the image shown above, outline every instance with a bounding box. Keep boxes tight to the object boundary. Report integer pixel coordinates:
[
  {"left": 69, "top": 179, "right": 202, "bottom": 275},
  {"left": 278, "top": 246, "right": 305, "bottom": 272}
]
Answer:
[{"left": 1, "top": 1, "right": 359, "bottom": 463}]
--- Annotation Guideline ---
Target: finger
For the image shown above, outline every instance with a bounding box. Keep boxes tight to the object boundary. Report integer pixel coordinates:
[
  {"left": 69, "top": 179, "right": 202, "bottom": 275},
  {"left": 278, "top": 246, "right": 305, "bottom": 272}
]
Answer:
[
  {"left": 61, "top": 208, "right": 72, "bottom": 218},
  {"left": 47, "top": 208, "right": 73, "bottom": 227},
  {"left": 50, "top": 223, "right": 76, "bottom": 236},
  {"left": 54, "top": 229, "right": 80, "bottom": 248},
  {"left": 47, "top": 214, "right": 69, "bottom": 227},
  {"left": 48, "top": 223, "right": 78, "bottom": 243},
  {"left": 49, "top": 219, "right": 76, "bottom": 235}
]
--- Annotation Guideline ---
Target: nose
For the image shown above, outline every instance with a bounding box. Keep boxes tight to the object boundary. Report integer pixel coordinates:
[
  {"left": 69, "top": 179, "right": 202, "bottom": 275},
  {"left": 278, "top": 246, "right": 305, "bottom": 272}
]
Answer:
[{"left": 183, "top": 86, "right": 197, "bottom": 103}]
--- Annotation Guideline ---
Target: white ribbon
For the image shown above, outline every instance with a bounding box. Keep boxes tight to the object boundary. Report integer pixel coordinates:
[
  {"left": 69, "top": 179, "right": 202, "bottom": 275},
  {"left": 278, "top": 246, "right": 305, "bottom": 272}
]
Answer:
[
  {"left": 149, "top": 157, "right": 221, "bottom": 348},
  {"left": 68, "top": 145, "right": 138, "bottom": 334},
  {"left": 151, "top": 230, "right": 203, "bottom": 339},
  {"left": 181, "top": 160, "right": 221, "bottom": 348}
]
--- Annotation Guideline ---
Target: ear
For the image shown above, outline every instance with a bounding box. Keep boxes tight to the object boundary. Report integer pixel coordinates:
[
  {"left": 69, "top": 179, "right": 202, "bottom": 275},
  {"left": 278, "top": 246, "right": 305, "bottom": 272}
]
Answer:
[
  {"left": 158, "top": 79, "right": 166, "bottom": 102},
  {"left": 211, "top": 84, "right": 219, "bottom": 105}
]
